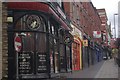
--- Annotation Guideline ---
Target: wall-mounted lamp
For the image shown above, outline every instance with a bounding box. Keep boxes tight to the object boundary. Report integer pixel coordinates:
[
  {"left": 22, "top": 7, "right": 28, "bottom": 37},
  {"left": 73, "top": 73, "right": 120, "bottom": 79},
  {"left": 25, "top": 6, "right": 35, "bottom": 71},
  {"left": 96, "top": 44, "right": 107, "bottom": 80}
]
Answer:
[{"left": 7, "top": 16, "right": 13, "bottom": 23}]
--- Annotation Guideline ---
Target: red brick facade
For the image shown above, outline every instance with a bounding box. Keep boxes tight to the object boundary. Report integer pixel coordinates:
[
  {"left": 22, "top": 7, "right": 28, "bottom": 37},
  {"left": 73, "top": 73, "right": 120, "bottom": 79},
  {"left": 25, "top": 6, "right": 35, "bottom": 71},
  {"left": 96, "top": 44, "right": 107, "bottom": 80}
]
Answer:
[
  {"left": 97, "top": 9, "right": 108, "bottom": 46},
  {"left": 110, "top": 38, "right": 117, "bottom": 48},
  {"left": 64, "top": 2, "right": 102, "bottom": 44}
]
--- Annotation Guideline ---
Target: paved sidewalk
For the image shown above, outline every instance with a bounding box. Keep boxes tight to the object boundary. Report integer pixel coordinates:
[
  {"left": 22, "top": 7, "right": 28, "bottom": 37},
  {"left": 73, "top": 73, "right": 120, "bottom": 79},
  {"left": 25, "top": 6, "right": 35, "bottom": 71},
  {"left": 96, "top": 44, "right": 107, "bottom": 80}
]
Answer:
[
  {"left": 60, "top": 59, "right": 118, "bottom": 79},
  {"left": 95, "top": 59, "right": 118, "bottom": 78},
  {"left": 118, "top": 67, "right": 120, "bottom": 80},
  {"left": 61, "top": 60, "right": 104, "bottom": 78}
]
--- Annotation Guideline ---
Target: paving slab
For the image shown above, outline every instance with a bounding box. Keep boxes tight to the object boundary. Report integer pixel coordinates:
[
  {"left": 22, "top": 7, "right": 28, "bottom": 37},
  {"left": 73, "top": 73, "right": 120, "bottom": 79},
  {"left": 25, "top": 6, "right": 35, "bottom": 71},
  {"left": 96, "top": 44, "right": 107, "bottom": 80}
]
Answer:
[
  {"left": 60, "top": 59, "right": 118, "bottom": 79},
  {"left": 95, "top": 59, "right": 118, "bottom": 78}
]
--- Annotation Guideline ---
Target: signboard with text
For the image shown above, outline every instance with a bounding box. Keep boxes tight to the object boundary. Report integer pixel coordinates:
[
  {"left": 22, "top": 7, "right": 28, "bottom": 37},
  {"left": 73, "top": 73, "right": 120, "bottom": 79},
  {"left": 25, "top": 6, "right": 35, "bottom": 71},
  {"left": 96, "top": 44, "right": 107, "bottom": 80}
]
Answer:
[
  {"left": 18, "top": 52, "right": 33, "bottom": 74},
  {"left": 36, "top": 53, "right": 47, "bottom": 73}
]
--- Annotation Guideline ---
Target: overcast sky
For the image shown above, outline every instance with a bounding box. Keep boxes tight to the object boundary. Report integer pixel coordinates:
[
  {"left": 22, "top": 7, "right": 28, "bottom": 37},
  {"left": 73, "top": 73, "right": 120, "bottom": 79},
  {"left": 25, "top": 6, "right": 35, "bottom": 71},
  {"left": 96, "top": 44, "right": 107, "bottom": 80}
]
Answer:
[{"left": 91, "top": 0, "right": 119, "bottom": 38}]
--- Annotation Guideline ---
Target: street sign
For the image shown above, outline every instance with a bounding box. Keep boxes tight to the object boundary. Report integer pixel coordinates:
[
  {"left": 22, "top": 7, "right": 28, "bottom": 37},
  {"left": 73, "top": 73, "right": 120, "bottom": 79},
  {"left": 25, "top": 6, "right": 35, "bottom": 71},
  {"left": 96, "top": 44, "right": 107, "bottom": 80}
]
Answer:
[{"left": 14, "top": 36, "right": 22, "bottom": 52}]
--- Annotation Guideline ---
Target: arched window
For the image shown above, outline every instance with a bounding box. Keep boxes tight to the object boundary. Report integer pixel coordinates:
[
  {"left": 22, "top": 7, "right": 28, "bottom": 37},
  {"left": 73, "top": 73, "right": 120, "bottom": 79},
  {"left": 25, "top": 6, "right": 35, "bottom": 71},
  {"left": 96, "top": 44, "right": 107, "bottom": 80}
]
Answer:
[
  {"left": 15, "top": 14, "right": 46, "bottom": 32},
  {"left": 13, "top": 13, "right": 47, "bottom": 74}
]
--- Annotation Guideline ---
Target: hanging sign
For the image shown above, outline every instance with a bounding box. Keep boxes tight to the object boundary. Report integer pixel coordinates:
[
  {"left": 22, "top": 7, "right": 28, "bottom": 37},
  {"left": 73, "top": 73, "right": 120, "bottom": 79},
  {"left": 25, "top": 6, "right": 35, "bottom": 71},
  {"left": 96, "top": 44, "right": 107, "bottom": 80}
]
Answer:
[
  {"left": 64, "top": 33, "right": 73, "bottom": 45},
  {"left": 93, "top": 31, "right": 101, "bottom": 38},
  {"left": 83, "top": 40, "right": 88, "bottom": 46},
  {"left": 14, "top": 36, "right": 22, "bottom": 52}
]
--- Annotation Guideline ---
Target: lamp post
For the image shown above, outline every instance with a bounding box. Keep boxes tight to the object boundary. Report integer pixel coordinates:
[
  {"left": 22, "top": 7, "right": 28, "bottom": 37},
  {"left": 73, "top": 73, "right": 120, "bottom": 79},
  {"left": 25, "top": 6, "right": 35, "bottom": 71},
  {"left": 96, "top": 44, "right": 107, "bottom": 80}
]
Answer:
[{"left": 114, "top": 13, "right": 118, "bottom": 38}]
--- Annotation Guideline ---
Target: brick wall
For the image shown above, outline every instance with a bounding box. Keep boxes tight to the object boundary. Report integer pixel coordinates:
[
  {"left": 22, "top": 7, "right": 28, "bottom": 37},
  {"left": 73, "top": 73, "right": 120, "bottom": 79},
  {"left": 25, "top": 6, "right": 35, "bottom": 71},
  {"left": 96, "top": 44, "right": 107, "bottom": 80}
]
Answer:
[
  {"left": 80, "top": 2, "right": 102, "bottom": 42},
  {"left": 64, "top": 2, "right": 84, "bottom": 33},
  {"left": 97, "top": 9, "right": 108, "bottom": 46},
  {"left": 0, "top": 1, "right": 2, "bottom": 80},
  {"left": 2, "top": 3, "right": 8, "bottom": 80},
  {"left": 63, "top": 2, "right": 103, "bottom": 44}
]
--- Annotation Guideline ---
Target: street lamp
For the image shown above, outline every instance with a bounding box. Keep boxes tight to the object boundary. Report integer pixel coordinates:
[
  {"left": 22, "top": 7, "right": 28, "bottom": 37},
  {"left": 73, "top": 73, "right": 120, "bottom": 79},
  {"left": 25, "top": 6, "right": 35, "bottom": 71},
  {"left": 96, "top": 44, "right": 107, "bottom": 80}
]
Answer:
[{"left": 114, "top": 13, "right": 118, "bottom": 38}]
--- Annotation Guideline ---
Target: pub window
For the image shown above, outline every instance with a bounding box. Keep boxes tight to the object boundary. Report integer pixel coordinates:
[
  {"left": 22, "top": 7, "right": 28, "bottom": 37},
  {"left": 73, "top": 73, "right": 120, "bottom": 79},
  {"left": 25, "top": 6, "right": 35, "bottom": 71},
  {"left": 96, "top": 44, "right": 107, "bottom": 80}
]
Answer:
[
  {"left": 54, "top": 38, "right": 59, "bottom": 73},
  {"left": 51, "top": 25, "right": 55, "bottom": 34},
  {"left": 21, "top": 32, "right": 35, "bottom": 52},
  {"left": 36, "top": 33, "right": 46, "bottom": 53},
  {"left": 15, "top": 14, "right": 27, "bottom": 30},
  {"left": 49, "top": 21, "right": 59, "bottom": 73},
  {"left": 54, "top": 26, "right": 58, "bottom": 37},
  {"left": 50, "top": 49, "right": 54, "bottom": 73},
  {"left": 59, "top": 32, "right": 66, "bottom": 72},
  {"left": 60, "top": 44, "right": 65, "bottom": 71},
  {"left": 14, "top": 13, "right": 48, "bottom": 74},
  {"left": 49, "top": 36, "right": 54, "bottom": 73},
  {"left": 66, "top": 46, "right": 71, "bottom": 70},
  {"left": 50, "top": 25, "right": 58, "bottom": 37},
  {"left": 49, "top": 20, "right": 59, "bottom": 37},
  {"left": 59, "top": 34, "right": 64, "bottom": 56}
]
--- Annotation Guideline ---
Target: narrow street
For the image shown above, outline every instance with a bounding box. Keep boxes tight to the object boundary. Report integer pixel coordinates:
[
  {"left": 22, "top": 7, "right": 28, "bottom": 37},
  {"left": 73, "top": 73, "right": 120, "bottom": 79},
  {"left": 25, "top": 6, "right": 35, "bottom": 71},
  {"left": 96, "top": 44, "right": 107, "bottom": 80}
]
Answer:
[
  {"left": 1, "top": 1, "right": 120, "bottom": 80},
  {"left": 60, "top": 58, "right": 118, "bottom": 79}
]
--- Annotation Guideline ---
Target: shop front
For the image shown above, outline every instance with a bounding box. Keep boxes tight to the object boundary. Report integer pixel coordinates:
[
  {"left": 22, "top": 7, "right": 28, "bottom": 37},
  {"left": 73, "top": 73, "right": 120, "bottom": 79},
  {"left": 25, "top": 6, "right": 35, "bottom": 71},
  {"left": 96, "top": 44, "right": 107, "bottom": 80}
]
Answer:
[
  {"left": 72, "top": 36, "right": 82, "bottom": 70},
  {"left": 71, "top": 24, "right": 83, "bottom": 70},
  {"left": 7, "top": 2, "right": 73, "bottom": 80},
  {"left": 88, "top": 41, "right": 94, "bottom": 65},
  {"left": 82, "top": 34, "right": 90, "bottom": 68},
  {"left": 83, "top": 37, "right": 97, "bottom": 67},
  {"left": 95, "top": 44, "right": 101, "bottom": 62}
]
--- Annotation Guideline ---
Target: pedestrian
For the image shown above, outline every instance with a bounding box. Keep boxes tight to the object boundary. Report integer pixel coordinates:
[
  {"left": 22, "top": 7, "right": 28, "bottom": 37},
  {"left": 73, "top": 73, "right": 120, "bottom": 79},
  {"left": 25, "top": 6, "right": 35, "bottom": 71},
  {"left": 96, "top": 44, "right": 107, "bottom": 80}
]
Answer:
[
  {"left": 117, "top": 46, "right": 120, "bottom": 67},
  {"left": 108, "top": 47, "right": 112, "bottom": 59},
  {"left": 112, "top": 48, "right": 118, "bottom": 64}
]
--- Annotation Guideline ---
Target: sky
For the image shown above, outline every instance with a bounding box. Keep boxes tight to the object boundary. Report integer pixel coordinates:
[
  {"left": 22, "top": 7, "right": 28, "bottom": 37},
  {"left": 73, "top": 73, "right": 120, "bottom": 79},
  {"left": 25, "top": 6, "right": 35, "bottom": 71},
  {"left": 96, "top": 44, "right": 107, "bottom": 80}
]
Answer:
[{"left": 91, "top": 0, "right": 119, "bottom": 38}]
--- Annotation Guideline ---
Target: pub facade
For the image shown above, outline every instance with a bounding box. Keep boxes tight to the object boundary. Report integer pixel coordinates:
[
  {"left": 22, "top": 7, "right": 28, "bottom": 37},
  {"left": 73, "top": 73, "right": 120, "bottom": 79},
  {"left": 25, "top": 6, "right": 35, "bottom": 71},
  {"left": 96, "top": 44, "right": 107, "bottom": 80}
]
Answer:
[{"left": 7, "top": 2, "right": 73, "bottom": 80}]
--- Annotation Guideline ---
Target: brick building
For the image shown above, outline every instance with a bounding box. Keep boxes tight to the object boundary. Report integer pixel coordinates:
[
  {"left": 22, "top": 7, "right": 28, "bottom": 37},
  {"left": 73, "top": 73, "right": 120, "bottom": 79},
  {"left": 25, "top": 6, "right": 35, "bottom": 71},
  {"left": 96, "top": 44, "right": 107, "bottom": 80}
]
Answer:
[
  {"left": 2, "top": 2, "right": 73, "bottom": 80},
  {"left": 63, "top": 1, "right": 103, "bottom": 69},
  {"left": 1, "top": 1, "right": 110, "bottom": 80},
  {"left": 97, "top": 9, "right": 109, "bottom": 46},
  {"left": 63, "top": 2, "right": 103, "bottom": 44},
  {"left": 63, "top": 2, "right": 83, "bottom": 70},
  {"left": 81, "top": 2, "right": 102, "bottom": 43},
  {"left": 110, "top": 38, "right": 117, "bottom": 48},
  {"left": 0, "top": 2, "right": 2, "bottom": 80},
  {"left": 1, "top": 3, "right": 8, "bottom": 80}
]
